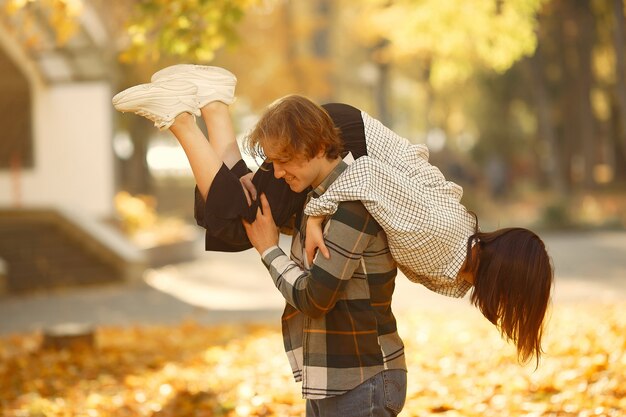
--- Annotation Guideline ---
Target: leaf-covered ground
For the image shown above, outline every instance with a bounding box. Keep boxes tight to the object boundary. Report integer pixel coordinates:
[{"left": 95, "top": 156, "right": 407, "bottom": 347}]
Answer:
[{"left": 1, "top": 303, "right": 624, "bottom": 417}]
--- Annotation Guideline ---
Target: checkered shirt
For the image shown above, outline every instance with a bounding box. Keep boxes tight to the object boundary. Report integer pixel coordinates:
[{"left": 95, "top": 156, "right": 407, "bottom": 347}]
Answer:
[
  {"left": 304, "top": 111, "right": 476, "bottom": 298},
  {"left": 261, "top": 155, "right": 406, "bottom": 400}
]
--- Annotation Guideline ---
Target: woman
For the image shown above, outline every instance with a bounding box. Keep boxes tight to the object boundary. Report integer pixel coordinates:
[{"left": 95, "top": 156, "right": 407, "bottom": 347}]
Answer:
[{"left": 112, "top": 65, "right": 553, "bottom": 365}]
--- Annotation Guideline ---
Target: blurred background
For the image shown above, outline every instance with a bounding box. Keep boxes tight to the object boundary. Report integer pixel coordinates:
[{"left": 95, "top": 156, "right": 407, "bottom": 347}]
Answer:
[
  {"left": 1, "top": 0, "right": 626, "bottom": 346},
  {"left": 1, "top": 0, "right": 625, "bottom": 240},
  {"left": 0, "top": 1, "right": 625, "bottom": 415}
]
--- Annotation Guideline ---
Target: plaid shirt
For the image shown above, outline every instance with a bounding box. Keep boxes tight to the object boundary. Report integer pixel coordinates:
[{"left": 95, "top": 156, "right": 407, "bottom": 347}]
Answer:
[
  {"left": 304, "top": 111, "right": 476, "bottom": 298},
  {"left": 261, "top": 155, "right": 407, "bottom": 400}
]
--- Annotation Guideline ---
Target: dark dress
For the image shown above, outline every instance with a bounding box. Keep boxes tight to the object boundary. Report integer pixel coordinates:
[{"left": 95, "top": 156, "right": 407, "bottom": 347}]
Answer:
[{"left": 194, "top": 102, "right": 368, "bottom": 252}]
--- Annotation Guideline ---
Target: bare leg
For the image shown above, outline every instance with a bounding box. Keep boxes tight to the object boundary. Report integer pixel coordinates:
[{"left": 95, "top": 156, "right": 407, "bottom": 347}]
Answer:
[
  {"left": 200, "top": 101, "right": 242, "bottom": 169},
  {"left": 169, "top": 112, "right": 223, "bottom": 201}
]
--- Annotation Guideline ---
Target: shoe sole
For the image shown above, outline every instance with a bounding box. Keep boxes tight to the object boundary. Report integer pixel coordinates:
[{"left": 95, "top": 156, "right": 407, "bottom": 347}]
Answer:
[{"left": 151, "top": 64, "right": 237, "bottom": 84}]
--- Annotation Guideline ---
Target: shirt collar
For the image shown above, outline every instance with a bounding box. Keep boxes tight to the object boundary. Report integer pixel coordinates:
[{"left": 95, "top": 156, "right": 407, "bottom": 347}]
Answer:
[{"left": 311, "top": 152, "right": 354, "bottom": 198}]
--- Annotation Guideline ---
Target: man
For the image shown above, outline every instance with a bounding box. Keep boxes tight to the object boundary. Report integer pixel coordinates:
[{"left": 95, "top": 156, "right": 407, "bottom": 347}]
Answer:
[{"left": 242, "top": 95, "right": 407, "bottom": 417}]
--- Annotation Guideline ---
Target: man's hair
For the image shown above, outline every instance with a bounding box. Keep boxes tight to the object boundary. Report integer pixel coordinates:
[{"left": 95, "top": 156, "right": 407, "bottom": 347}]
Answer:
[
  {"left": 465, "top": 228, "right": 554, "bottom": 367},
  {"left": 246, "top": 94, "right": 343, "bottom": 162}
]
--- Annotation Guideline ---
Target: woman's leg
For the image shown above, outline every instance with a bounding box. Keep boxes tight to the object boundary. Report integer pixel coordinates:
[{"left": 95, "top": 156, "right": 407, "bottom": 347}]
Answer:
[
  {"left": 113, "top": 78, "right": 230, "bottom": 202},
  {"left": 200, "top": 101, "right": 243, "bottom": 170},
  {"left": 169, "top": 112, "right": 224, "bottom": 201}
]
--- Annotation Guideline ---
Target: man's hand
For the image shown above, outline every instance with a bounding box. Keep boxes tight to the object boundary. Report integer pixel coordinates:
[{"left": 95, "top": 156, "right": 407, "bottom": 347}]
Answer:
[
  {"left": 242, "top": 193, "right": 279, "bottom": 254},
  {"left": 305, "top": 216, "right": 330, "bottom": 266},
  {"left": 240, "top": 172, "right": 257, "bottom": 206}
]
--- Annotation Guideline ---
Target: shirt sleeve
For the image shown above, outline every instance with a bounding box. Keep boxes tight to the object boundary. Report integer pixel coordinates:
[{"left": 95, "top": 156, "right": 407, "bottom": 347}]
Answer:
[{"left": 261, "top": 201, "right": 379, "bottom": 318}]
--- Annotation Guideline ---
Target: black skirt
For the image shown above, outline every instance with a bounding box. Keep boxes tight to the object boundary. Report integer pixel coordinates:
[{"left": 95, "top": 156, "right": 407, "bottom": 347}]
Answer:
[{"left": 194, "top": 102, "right": 367, "bottom": 252}]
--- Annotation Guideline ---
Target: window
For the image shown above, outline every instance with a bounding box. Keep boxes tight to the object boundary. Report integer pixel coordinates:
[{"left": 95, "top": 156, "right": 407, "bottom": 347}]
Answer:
[{"left": 0, "top": 49, "right": 33, "bottom": 169}]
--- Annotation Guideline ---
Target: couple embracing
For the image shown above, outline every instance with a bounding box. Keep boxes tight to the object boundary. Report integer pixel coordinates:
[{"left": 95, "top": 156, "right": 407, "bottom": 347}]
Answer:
[{"left": 113, "top": 65, "right": 553, "bottom": 417}]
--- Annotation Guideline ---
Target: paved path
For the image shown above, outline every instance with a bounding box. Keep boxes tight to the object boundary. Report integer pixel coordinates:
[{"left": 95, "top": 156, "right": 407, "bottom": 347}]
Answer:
[{"left": 1, "top": 231, "right": 625, "bottom": 335}]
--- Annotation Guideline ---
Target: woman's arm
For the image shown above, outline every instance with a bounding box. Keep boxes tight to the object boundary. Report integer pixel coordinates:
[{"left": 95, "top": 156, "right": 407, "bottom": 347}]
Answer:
[{"left": 305, "top": 216, "right": 330, "bottom": 266}]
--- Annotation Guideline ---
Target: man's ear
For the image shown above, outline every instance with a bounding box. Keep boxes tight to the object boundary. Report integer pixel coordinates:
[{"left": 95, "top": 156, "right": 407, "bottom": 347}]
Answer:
[{"left": 315, "top": 147, "right": 326, "bottom": 159}]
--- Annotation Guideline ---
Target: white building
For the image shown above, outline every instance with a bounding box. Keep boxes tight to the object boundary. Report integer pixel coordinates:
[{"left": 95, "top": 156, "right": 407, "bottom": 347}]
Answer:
[{"left": 0, "top": 4, "right": 115, "bottom": 219}]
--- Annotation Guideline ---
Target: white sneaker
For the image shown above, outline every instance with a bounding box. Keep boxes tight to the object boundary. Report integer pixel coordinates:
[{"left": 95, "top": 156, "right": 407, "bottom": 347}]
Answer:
[
  {"left": 112, "top": 80, "right": 200, "bottom": 130},
  {"left": 151, "top": 64, "right": 237, "bottom": 107}
]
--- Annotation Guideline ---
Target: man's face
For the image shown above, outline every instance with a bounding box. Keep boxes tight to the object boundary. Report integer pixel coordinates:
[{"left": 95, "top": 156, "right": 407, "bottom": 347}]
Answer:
[{"left": 263, "top": 144, "right": 323, "bottom": 193}]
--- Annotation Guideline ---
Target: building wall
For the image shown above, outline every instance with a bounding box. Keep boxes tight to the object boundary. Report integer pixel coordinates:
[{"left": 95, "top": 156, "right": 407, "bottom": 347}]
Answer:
[
  {"left": 0, "top": 82, "right": 115, "bottom": 218},
  {"left": 0, "top": 32, "right": 115, "bottom": 218}
]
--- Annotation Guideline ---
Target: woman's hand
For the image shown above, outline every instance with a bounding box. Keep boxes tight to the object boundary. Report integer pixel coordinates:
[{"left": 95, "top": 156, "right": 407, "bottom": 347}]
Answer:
[
  {"left": 240, "top": 172, "right": 257, "bottom": 206},
  {"left": 305, "top": 216, "right": 330, "bottom": 266},
  {"left": 242, "top": 194, "right": 279, "bottom": 255}
]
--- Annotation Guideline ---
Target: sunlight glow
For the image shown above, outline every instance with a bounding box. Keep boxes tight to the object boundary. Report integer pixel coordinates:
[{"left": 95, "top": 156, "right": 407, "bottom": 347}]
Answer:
[
  {"left": 146, "top": 141, "right": 192, "bottom": 177},
  {"left": 426, "top": 128, "right": 447, "bottom": 152}
]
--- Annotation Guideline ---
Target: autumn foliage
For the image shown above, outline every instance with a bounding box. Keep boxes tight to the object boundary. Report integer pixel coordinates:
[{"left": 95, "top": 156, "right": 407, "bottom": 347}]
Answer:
[{"left": 1, "top": 304, "right": 624, "bottom": 416}]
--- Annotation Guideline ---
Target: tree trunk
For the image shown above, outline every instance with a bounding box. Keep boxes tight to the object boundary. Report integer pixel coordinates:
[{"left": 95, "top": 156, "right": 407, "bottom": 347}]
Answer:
[
  {"left": 526, "top": 49, "right": 566, "bottom": 194},
  {"left": 313, "top": 0, "right": 333, "bottom": 103},
  {"left": 575, "top": 0, "right": 597, "bottom": 190},
  {"left": 125, "top": 117, "right": 153, "bottom": 195},
  {"left": 558, "top": 1, "right": 580, "bottom": 189},
  {"left": 373, "top": 39, "right": 391, "bottom": 126},
  {"left": 284, "top": 0, "right": 305, "bottom": 93},
  {"left": 612, "top": 0, "right": 626, "bottom": 161},
  {"left": 376, "top": 60, "right": 391, "bottom": 127},
  {"left": 610, "top": 96, "right": 626, "bottom": 180}
]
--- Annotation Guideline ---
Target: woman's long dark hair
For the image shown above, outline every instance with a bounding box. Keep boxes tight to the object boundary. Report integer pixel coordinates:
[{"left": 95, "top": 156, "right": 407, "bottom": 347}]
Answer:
[{"left": 465, "top": 228, "right": 554, "bottom": 366}]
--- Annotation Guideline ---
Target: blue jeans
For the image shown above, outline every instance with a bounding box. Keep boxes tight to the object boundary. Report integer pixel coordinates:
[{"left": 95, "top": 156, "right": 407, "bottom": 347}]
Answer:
[{"left": 305, "top": 370, "right": 407, "bottom": 417}]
